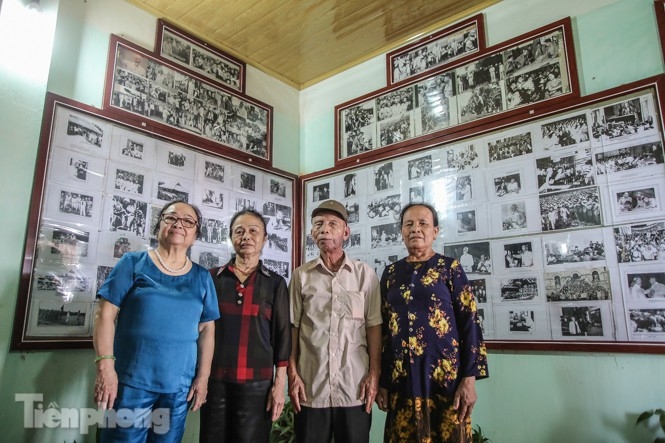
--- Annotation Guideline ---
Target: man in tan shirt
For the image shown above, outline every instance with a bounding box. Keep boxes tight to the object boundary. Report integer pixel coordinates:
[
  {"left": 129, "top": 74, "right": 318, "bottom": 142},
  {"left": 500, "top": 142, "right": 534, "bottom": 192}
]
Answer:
[{"left": 288, "top": 199, "right": 382, "bottom": 443}]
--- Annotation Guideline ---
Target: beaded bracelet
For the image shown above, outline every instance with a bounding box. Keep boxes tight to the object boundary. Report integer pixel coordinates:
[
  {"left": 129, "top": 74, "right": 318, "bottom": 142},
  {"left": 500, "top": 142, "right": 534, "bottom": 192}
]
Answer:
[{"left": 94, "top": 355, "right": 116, "bottom": 363}]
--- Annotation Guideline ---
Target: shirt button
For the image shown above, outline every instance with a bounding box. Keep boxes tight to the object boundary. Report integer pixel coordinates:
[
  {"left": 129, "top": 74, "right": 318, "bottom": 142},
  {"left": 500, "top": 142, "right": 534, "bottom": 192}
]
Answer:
[
  {"left": 410, "top": 283, "right": 415, "bottom": 287},
  {"left": 240, "top": 284, "right": 244, "bottom": 288},
  {"left": 413, "top": 270, "right": 417, "bottom": 274},
  {"left": 238, "top": 293, "right": 243, "bottom": 297},
  {"left": 237, "top": 300, "right": 242, "bottom": 305}
]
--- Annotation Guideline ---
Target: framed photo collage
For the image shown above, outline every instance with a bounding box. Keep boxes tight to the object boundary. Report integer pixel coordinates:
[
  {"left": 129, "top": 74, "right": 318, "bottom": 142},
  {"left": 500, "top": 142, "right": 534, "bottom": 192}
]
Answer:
[{"left": 303, "top": 75, "right": 665, "bottom": 351}]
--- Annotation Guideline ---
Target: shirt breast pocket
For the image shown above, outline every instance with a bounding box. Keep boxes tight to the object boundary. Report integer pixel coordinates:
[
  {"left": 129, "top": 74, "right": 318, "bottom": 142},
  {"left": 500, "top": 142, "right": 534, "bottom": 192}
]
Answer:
[{"left": 343, "top": 290, "right": 365, "bottom": 320}]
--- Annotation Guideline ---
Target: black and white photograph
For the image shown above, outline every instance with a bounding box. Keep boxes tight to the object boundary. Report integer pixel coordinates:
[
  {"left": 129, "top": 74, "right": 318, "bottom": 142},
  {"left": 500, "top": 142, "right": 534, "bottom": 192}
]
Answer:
[
  {"left": 443, "top": 241, "right": 491, "bottom": 274},
  {"left": 240, "top": 171, "right": 257, "bottom": 192},
  {"left": 95, "top": 232, "right": 145, "bottom": 263},
  {"left": 503, "top": 30, "right": 563, "bottom": 78},
  {"left": 539, "top": 113, "right": 590, "bottom": 151},
  {"left": 455, "top": 174, "right": 474, "bottom": 202},
  {"left": 498, "top": 277, "right": 540, "bottom": 302},
  {"left": 445, "top": 143, "right": 481, "bottom": 171},
  {"left": 200, "top": 216, "right": 229, "bottom": 245},
  {"left": 542, "top": 228, "right": 608, "bottom": 266},
  {"left": 156, "top": 142, "right": 195, "bottom": 179},
  {"left": 545, "top": 267, "right": 612, "bottom": 301},
  {"left": 344, "top": 200, "right": 361, "bottom": 224},
  {"left": 367, "top": 194, "right": 401, "bottom": 220},
  {"left": 269, "top": 177, "right": 288, "bottom": 198},
  {"left": 158, "top": 22, "right": 244, "bottom": 92},
  {"left": 611, "top": 180, "right": 663, "bottom": 220},
  {"left": 343, "top": 232, "right": 362, "bottom": 250},
  {"left": 388, "top": 18, "right": 481, "bottom": 84},
  {"left": 264, "top": 203, "right": 292, "bottom": 232},
  {"left": 263, "top": 258, "right": 290, "bottom": 280},
  {"left": 407, "top": 155, "right": 433, "bottom": 179},
  {"left": 492, "top": 304, "right": 549, "bottom": 340},
  {"left": 595, "top": 138, "right": 665, "bottom": 180},
  {"left": 377, "top": 87, "right": 415, "bottom": 122},
  {"left": 107, "top": 195, "right": 148, "bottom": 237},
  {"left": 372, "top": 162, "right": 395, "bottom": 192},
  {"left": 614, "top": 221, "right": 665, "bottom": 263},
  {"left": 122, "top": 138, "right": 144, "bottom": 160},
  {"left": 200, "top": 188, "right": 226, "bottom": 211},
  {"left": 469, "top": 278, "right": 488, "bottom": 303},
  {"left": 409, "top": 185, "right": 426, "bottom": 203},
  {"left": 456, "top": 54, "right": 504, "bottom": 95},
  {"left": 624, "top": 270, "right": 665, "bottom": 300},
  {"left": 110, "top": 127, "right": 156, "bottom": 168},
  {"left": 499, "top": 240, "right": 540, "bottom": 270},
  {"left": 49, "top": 147, "right": 107, "bottom": 190},
  {"left": 492, "top": 172, "right": 523, "bottom": 198},
  {"left": 57, "top": 189, "right": 95, "bottom": 219},
  {"left": 590, "top": 94, "right": 657, "bottom": 146},
  {"left": 96, "top": 265, "right": 114, "bottom": 294},
  {"left": 455, "top": 209, "right": 478, "bottom": 234},
  {"left": 109, "top": 38, "right": 270, "bottom": 161},
  {"left": 415, "top": 74, "right": 456, "bottom": 134},
  {"left": 196, "top": 250, "right": 223, "bottom": 270},
  {"left": 341, "top": 173, "right": 358, "bottom": 199},
  {"left": 370, "top": 222, "right": 402, "bottom": 249},
  {"left": 312, "top": 182, "right": 330, "bottom": 202},
  {"left": 505, "top": 62, "right": 564, "bottom": 109},
  {"left": 304, "top": 234, "right": 318, "bottom": 262},
  {"left": 41, "top": 225, "right": 91, "bottom": 265},
  {"left": 628, "top": 308, "right": 665, "bottom": 337},
  {"left": 53, "top": 109, "right": 111, "bottom": 157},
  {"left": 536, "top": 148, "right": 594, "bottom": 193},
  {"left": 486, "top": 130, "right": 534, "bottom": 163},
  {"left": 499, "top": 201, "right": 528, "bottom": 232},
  {"left": 202, "top": 158, "right": 226, "bottom": 184},
  {"left": 36, "top": 300, "right": 89, "bottom": 327},
  {"left": 342, "top": 102, "right": 376, "bottom": 158},
  {"left": 558, "top": 306, "right": 604, "bottom": 337},
  {"left": 107, "top": 163, "right": 151, "bottom": 198},
  {"left": 539, "top": 187, "right": 602, "bottom": 232},
  {"left": 457, "top": 81, "right": 503, "bottom": 124},
  {"left": 234, "top": 195, "right": 258, "bottom": 212},
  {"left": 154, "top": 176, "right": 191, "bottom": 202},
  {"left": 370, "top": 254, "right": 400, "bottom": 279},
  {"left": 378, "top": 114, "right": 413, "bottom": 147},
  {"left": 266, "top": 231, "right": 289, "bottom": 254}
]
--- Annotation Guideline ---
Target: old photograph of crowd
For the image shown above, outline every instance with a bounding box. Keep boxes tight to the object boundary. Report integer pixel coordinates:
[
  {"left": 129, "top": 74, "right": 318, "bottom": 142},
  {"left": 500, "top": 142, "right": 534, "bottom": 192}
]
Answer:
[
  {"left": 109, "top": 38, "right": 270, "bottom": 161},
  {"left": 313, "top": 81, "right": 665, "bottom": 343},
  {"left": 338, "top": 23, "right": 572, "bottom": 160}
]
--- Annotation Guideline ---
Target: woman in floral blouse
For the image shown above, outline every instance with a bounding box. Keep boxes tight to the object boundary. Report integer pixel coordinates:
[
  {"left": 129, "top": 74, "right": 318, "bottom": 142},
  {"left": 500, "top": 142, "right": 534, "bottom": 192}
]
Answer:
[{"left": 376, "top": 203, "right": 488, "bottom": 443}]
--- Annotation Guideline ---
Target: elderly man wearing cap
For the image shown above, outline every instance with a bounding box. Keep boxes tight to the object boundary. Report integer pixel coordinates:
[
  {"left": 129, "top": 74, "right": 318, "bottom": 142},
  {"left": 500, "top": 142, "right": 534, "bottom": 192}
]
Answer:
[{"left": 288, "top": 199, "right": 382, "bottom": 443}]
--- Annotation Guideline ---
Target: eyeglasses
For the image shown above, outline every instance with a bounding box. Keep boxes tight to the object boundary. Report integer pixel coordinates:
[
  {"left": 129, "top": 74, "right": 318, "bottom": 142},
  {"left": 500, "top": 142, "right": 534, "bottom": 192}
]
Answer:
[{"left": 161, "top": 214, "right": 198, "bottom": 228}]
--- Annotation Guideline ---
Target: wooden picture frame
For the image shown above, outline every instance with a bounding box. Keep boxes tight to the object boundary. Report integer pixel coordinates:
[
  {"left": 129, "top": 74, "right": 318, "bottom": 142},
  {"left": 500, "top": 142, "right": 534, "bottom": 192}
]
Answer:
[
  {"left": 304, "top": 74, "right": 665, "bottom": 354},
  {"left": 336, "top": 18, "right": 579, "bottom": 167},
  {"left": 155, "top": 19, "right": 246, "bottom": 93},
  {"left": 103, "top": 34, "right": 273, "bottom": 168},
  {"left": 655, "top": 0, "right": 665, "bottom": 65},
  {"left": 11, "top": 93, "right": 296, "bottom": 350},
  {"left": 386, "top": 14, "right": 486, "bottom": 86}
]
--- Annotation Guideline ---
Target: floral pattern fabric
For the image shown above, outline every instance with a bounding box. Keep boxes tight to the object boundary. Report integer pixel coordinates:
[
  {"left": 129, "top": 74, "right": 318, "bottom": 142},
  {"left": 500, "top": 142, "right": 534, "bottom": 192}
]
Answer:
[{"left": 380, "top": 254, "right": 488, "bottom": 443}]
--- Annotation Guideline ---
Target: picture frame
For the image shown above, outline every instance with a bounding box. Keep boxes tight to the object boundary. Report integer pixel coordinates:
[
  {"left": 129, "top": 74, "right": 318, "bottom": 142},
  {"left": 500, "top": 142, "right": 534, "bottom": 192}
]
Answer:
[
  {"left": 302, "top": 74, "right": 665, "bottom": 353},
  {"left": 386, "top": 14, "right": 486, "bottom": 86},
  {"left": 155, "top": 19, "right": 246, "bottom": 93},
  {"left": 11, "top": 93, "right": 296, "bottom": 350},
  {"left": 335, "top": 17, "right": 579, "bottom": 167},
  {"left": 103, "top": 34, "right": 273, "bottom": 167}
]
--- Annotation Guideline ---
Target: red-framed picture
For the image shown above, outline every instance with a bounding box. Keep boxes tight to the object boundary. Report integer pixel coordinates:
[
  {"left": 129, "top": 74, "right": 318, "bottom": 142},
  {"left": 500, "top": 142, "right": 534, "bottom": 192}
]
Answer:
[
  {"left": 336, "top": 18, "right": 579, "bottom": 168},
  {"left": 305, "top": 74, "right": 665, "bottom": 354},
  {"left": 103, "top": 34, "right": 273, "bottom": 168},
  {"left": 11, "top": 93, "right": 296, "bottom": 350},
  {"left": 386, "top": 14, "right": 486, "bottom": 86},
  {"left": 155, "top": 19, "right": 246, "bottom": 93}
]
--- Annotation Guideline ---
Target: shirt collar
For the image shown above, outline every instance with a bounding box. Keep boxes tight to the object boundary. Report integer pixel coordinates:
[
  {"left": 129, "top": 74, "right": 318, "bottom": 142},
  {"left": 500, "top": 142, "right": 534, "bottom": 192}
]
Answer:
[{"left": 304, "top": 251, "right": 351, "bottom": 274}]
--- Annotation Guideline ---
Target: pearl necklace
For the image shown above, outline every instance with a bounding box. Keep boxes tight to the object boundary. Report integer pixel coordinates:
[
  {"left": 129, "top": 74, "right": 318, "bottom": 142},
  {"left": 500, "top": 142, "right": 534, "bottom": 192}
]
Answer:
[{"left": 154, "top": 248, "right": 189, "bottom": 273}]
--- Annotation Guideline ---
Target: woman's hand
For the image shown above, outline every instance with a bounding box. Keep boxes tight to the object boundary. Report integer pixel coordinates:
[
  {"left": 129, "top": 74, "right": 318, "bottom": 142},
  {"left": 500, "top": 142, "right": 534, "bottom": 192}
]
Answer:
[
  {"left": 187, "top": 375, "right": 208, "bottom": 411},
  {"left": 267, "top": 367, "right": 287, "bottom": 421},
  {"left": 453, "top": 376, "right": 477, "bottom": 423},
  {"left": 94, "top": 361, "right": 118, "bottom": 410},
  {"left": 376, "top": 387, "right": 389, "bottom": 412}
]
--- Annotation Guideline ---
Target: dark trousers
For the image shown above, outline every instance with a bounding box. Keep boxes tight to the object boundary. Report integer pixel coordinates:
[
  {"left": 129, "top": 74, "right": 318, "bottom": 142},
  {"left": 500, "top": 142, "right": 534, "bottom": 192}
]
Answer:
[
  {"left": 294, "top": 405, "right": 371, "bottom": 443},
  {"left": 199, "top": 379, "right": 272, "bottom": 443}
]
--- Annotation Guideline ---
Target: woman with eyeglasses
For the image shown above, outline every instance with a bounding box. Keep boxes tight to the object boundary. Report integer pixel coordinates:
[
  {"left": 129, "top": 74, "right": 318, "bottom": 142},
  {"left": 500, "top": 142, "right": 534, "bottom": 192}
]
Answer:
[
  {"left": 199, "top": 209, "right": 290, "bottom": 443},
  {"left": 93, "top": 200, "right": 220, "bottom": 442}
]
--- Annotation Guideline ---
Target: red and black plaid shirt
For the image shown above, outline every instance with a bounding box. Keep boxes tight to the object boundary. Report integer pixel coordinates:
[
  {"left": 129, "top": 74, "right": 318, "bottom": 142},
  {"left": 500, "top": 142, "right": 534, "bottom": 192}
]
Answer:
[{"left": 209, "top": 260, "right": 290, "bottom": 382}]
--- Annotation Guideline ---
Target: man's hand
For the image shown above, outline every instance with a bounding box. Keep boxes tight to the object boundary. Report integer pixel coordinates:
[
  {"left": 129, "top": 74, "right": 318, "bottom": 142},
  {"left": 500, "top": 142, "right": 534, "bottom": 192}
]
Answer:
[
  {"left": 453, "top": 376, "right": 477, "bottom": 423},
  {"left": 358, "top": 372, "right": 378, "bottom": 413}
]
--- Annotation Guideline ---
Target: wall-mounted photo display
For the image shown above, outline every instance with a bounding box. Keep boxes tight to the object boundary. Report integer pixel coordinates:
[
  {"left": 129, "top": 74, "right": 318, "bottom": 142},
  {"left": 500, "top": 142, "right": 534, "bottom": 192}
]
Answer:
[
  {"left": 12, "top": 94, "right": 295, "bottom": 350},
  {"left": 302, "top": 74, "right": 665, "bottom": 351},
  {"left": 104, "top": 35, "right": 272, "bottom": 166},
  {"left": 386, "top": 14, "right": 486, "bottom": 85},
  {"left": 336, "top": 18, "right": 578, "bottom": 166},
  {"left": 155, "top": 19, "right": 246, "bottom": 93}
]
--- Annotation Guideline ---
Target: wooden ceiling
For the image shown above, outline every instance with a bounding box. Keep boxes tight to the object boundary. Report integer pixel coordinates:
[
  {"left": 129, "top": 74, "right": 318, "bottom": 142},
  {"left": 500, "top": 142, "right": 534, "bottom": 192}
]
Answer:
[{"left": 124, "top": 0, "right": 500, "bottom": 90}]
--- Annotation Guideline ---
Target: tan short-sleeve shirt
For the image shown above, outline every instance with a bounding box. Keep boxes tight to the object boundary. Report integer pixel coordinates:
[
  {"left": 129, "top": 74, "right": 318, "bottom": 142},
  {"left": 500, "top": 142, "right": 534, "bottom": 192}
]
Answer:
[{"left": 290, "top": 253, "right": 382, "bottom": 408}]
